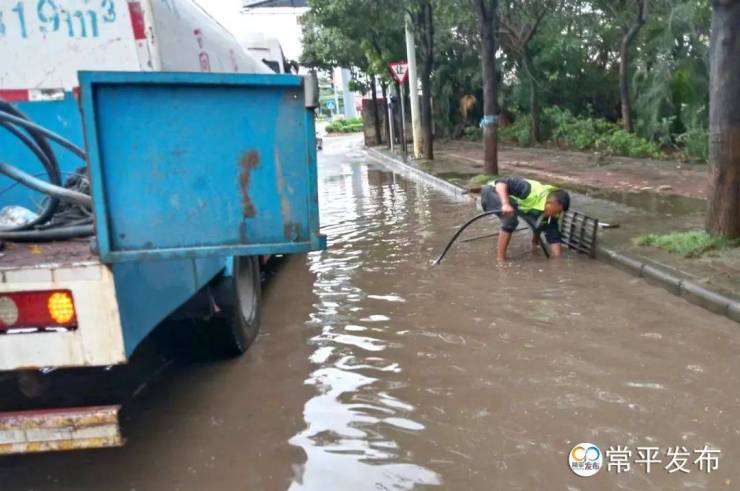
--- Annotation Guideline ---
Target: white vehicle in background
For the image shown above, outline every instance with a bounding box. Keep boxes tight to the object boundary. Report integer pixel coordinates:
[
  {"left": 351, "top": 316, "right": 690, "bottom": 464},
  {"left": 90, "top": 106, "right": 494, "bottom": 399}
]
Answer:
[{"left": 238, "top": 32, "right": 288, "bottom": 73}]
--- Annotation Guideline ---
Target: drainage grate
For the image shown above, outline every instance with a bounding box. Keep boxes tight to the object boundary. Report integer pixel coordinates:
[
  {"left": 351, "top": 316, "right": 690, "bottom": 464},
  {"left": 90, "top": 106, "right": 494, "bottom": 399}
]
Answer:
[{"left": 559, "top": 211, "right": 599, "bottom": 257}]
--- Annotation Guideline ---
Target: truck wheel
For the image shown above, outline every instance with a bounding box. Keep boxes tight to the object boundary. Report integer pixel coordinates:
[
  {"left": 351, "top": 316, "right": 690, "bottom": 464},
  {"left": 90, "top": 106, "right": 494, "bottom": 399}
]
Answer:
[{"left": 214, "top": 255, "right": 262, "bottom": 357}]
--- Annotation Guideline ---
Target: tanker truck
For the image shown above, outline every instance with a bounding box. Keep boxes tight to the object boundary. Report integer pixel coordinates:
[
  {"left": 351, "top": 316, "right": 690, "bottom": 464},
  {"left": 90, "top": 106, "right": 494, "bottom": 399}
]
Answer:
[{"left": 0, "top": 0, "right": 323, "bottom": 454}]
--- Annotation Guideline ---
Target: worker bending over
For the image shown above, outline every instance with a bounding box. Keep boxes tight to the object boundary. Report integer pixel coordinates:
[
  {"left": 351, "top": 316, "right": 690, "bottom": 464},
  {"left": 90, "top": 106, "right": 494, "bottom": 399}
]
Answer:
[{"left": 466, "top": 176, "right": 570, "bottom": 261}]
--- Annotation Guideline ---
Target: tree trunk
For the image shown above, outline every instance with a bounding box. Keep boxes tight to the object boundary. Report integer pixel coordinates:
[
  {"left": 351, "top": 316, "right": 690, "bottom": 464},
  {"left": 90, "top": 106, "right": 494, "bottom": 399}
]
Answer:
[
  {"left": 475, "top": 0, "right": 499, "bottom": 175},
  {"left": 706, "top": 0, "right": 740, "bottom": 237},
  {"left": 381, "top": 82, "right": 390, "bottom": 148},
  {"left": 529, "top": 84, "right": 541, "bottom": 144},
  {"left": 370, "top": 75, "right": 382, "bottom": 146},
  {"left": 419, "top": 0, "right": 435, "bottom": 160},
  {"left": 619, "top": 0, "right": 647, "bottom": 133},
  {"left": 522, "top": 52, "right": 540, "bottom": 143}
]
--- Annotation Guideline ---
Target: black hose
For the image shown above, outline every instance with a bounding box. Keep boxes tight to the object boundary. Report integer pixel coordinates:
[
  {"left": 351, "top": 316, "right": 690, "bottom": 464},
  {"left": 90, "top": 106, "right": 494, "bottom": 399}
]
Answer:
[
  {"left": 0, "top": 225, "right": 94, "bottom": 242},
  {"left": 432, "top": 211, "right": 500, "bottom": 265},
  {"left": 0, "top": 162, "right": 92, "bottom": 207},
  {"left": 0, "top": 99, "right": 92, "bottom": 241},
  {"left": 432, "top": 209, "right": 550, "bottom": 266},
  {"left": 518, "top": 213, "right": 551, "bottom": 258},
  {"left": 0, "top": 111, "right": 86, "bottom": 160}
]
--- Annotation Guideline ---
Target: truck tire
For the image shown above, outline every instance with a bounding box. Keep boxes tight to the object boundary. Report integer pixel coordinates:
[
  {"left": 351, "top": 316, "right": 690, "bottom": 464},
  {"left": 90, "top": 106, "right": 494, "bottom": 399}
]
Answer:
[{"left": 213, "top": 255, "right": 262, "bottom": 358}]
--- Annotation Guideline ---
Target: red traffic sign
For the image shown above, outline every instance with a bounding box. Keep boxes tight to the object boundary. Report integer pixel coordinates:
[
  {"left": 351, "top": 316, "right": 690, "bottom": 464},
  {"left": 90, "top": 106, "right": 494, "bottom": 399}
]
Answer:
[{"left": 388, "top": 61, "right": 409, "bottom": 84}]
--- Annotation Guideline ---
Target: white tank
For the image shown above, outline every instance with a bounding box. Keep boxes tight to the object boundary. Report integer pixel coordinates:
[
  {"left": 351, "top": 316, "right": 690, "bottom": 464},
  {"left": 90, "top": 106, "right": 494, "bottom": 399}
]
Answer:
[{"left": 0, "top": 0, "right": 272, "bottom": 96}]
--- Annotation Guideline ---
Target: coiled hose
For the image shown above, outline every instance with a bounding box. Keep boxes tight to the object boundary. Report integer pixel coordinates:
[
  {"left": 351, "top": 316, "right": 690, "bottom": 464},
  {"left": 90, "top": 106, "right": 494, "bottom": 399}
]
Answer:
[{"left": 0, "top": 100, "right": 93, "bottom": 241}]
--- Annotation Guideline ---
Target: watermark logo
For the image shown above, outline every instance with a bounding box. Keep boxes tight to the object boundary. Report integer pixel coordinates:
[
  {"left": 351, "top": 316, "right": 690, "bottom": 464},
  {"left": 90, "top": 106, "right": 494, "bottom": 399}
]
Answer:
[
  {"left": 569, "top": 443, "right": 603, "bottom": 477},
  {"left": 567, "top": 443, "right": 721, "bottom": 477}
]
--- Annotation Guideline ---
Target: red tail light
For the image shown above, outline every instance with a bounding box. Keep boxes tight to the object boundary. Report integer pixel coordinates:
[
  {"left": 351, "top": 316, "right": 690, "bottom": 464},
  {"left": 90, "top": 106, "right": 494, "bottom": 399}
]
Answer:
[{"left": 0, "top": 290, "right": 77, "bottom": 332}]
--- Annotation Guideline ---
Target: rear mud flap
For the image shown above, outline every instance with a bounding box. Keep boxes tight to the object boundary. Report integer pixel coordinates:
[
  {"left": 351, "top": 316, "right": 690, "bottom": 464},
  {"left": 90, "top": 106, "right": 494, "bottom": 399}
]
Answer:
[{"left": 0, "top": 405, "right": 122, "bottom": 455}]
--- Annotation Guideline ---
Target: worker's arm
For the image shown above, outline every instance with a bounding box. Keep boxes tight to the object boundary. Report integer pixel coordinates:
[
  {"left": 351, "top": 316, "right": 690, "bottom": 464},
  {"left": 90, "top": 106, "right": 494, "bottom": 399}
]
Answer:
[{"left": 495, "top": 182, "right": 515, "bottom": 215}]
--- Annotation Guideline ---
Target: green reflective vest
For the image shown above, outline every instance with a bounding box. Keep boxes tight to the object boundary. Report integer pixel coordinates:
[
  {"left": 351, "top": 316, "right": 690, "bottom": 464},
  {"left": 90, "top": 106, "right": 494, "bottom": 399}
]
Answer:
[{"left": 491, "top": 178, "right": 557, "bottom": 213}]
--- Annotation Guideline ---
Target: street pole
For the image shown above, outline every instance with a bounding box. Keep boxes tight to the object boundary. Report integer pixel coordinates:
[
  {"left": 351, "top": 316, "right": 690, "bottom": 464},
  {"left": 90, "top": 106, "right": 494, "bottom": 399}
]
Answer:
[
  {"left": 388, "top": 93, "right": 395, "bottom": 152},
  {"left": 399, "top": 82, "right": 408, "bottom": 162},
  {"left": 333, "top": 67, "right": 341, "bottom": 117},
  {"left": 404, "top": 13, "right": 423, "bottom": 159},
  {"left": 341, "top": 68, "right": 356, "bottom": 118}
]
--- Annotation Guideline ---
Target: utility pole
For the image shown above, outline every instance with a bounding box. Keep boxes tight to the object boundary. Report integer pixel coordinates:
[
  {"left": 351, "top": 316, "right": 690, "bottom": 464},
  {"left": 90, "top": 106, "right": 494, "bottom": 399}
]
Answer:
[
  {"left": 388, "top": 92, "right": 395, "bottom": 152},
  {"left": 399, "top": 83, "right": 408, "bottom": 162},
  {"left": 341, "top": 68, "right": 357, "bottom": 118},
  {"left": 475, "top": 0, "right": 499, "bottom": 175},
  {"left": 332, "top": 68, "right": 341, "bottom": 117},
  {"left": 404, "top": 13, "right": 423, "bottom": 159}
]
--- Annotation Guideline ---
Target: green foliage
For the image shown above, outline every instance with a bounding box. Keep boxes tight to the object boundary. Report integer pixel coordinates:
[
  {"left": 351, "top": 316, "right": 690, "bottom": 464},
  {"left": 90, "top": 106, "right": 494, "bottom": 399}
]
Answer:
[
  {"left": 635, "top": 231, "right": 740, "bottom": 258},
  {"left": 463, "top": 127, "right": 482, "bottom": 141},
  {"left": 634, "top": 0, "right": 710, "bottom": 147},
  {"left": 469, "top": 174, "right": 498, "bottom": 186},
  {"left": 498, "top": 117, "right": 532, "bottom": 146},
  {"left": 303, "top": 0, "right": 712, "bottom": 162},
  {"left": 300, "top": 0, "right": 405, "bottom": 80},
  {"left": 326, "top": 117, "right": 364, "bottom": 133},
  {"left": 496, "top": 107, "right": 664, "bottom": 158},
  {"left": 546, "top": 107, "right": 614, "bottom": 150},
  {"left": 595, "top": 129, "right": 663, "bottom": 159},
  {"left": 677, "top": 128, "right": 709, "bottom": 162},
  {"left": 430, "top": 2, "right": 481, "bottom": 138},
  {"left": 543, "top": 107, "right": 663, "bottom": 158}
]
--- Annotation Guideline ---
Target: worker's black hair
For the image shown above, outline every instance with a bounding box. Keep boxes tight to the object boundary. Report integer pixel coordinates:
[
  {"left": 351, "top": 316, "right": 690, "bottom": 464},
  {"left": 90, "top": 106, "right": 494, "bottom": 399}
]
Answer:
[{"left": 548, "top": 189, "right": 570, "bottom": 212}]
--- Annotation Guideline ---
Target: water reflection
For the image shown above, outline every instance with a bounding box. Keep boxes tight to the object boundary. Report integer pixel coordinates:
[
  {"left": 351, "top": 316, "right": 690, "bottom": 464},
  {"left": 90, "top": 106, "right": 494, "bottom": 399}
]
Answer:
[{"left": 289, "top": 161, "right": 441, "bottom": 489}]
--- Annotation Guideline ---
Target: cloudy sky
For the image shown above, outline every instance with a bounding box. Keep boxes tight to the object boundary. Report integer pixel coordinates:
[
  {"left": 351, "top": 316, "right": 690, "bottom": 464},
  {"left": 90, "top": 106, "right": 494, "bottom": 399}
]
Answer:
[{"left": 194, "top": 0, "right": 244, "bottom": 32}]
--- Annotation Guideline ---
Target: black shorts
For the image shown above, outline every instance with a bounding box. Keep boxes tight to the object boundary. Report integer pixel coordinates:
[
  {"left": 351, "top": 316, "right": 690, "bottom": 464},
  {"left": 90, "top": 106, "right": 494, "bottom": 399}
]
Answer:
[{"left": 481, "top": 185, "right": 519, "bottom": 233}]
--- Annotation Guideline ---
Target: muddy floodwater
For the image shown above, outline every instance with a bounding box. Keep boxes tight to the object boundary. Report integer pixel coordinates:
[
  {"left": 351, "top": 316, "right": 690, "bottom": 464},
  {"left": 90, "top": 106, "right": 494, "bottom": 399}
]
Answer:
[{"left": 2, "top": 136, "right": 739, "bottom": 490}]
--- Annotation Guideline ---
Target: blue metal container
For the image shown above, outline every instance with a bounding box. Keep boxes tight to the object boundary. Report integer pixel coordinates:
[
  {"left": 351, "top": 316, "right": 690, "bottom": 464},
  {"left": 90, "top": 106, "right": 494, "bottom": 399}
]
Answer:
[{"left": 79, "top": 71, "right": 325, "bottom": 263}]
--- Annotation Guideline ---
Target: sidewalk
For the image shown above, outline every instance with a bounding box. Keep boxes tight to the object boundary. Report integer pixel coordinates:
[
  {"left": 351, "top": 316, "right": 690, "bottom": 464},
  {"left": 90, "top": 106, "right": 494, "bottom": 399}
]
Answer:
[
  {"left": 433, "top": 139, "right": 707, "bottom": 199},
  {"left": 371, "top": 140, "right": 740, "bottom": 309}
]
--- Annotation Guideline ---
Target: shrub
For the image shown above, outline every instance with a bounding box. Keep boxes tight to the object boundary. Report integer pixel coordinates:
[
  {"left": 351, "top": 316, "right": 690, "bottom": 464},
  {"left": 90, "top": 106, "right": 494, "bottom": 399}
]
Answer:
[
  {"left": 462, "top": 106, "right": 701, "bottom": 162},
  {"left": 547, "top": 107, "right": 614, "bottom": 150},
  {"left": 463, "top": 126, "right": 482, "bottom": 141},
  {"left": 677, "top": 128, "right": 709, "bottom": 162},
  {"left": 596, "top": 129, "right": 663, "bottom": 159},
  {"left": 498, "top": 116, "right": 531, "bottom": 146},
  {"left": 635, "top": 230, "right": 740, "bottom": 258},
  {"left": 326, "top": 116, "right": 364, "bottom": 133},
  {"left": 468, "top": 174, "right": 498, "bottom": 186}
]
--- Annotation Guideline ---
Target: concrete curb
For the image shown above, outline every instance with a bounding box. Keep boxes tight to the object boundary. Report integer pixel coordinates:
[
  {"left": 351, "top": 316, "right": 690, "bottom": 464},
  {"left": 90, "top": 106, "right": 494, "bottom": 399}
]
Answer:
[
  {"left": 366, "top": 147, "right": 740, "bottom": 324},
  {"left": 366, "top": 148, "right": 472, "bottom": 204},
  {"left": 599, "top": 247, "right": 740, "bottom": 321}
]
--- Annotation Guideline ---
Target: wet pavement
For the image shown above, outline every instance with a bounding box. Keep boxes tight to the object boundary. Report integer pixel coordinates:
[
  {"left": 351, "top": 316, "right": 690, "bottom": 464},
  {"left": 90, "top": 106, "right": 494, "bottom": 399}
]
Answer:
[{"left": 2, "top": 135, "right": 740, "bottom": 490}]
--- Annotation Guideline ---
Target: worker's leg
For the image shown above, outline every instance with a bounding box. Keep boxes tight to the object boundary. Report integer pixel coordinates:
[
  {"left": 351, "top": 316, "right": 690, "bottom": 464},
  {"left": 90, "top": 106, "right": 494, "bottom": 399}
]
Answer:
[
  {"left": 526, "top": 212, "right": 543, "bottom": 252},
  {"left": 497, "top": 230, "right": 512, "bottom": 261},
  {"left": 497, "top": 214, "right": 518, "bottom": 261},
  {"left": 482, "top": 185, "right": 518, "bottom": 261}
]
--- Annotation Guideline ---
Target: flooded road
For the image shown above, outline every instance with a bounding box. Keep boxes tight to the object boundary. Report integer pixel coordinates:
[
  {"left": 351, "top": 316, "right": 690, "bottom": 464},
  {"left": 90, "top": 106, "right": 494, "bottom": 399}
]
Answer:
[{"left": 2, "top": 135, "right": 740, "bottom": 490}]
